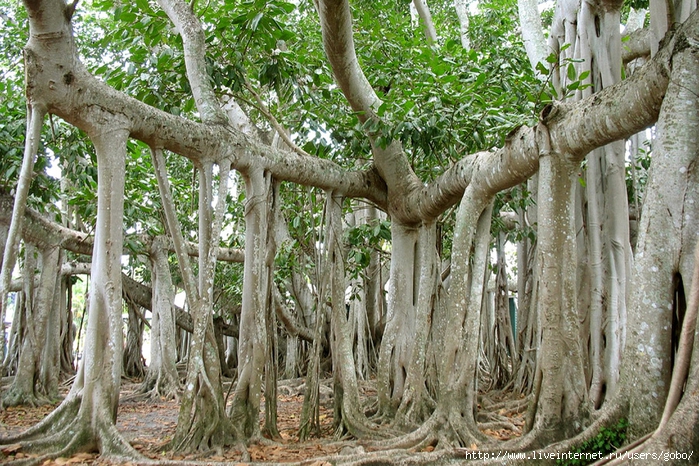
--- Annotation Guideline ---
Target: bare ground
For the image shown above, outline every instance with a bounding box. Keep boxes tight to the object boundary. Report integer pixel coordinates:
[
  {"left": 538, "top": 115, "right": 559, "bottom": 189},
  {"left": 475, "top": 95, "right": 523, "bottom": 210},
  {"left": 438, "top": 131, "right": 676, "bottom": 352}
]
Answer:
[{"left": 0, "top": 378, "right": 524, "bottom": 465}]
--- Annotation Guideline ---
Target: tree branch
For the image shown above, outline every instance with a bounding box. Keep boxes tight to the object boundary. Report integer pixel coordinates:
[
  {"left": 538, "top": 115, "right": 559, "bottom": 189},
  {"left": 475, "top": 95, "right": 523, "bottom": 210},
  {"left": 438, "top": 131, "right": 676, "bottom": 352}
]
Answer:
[{"left": 157, "top": 0, "right": 228, "bottom": 125}]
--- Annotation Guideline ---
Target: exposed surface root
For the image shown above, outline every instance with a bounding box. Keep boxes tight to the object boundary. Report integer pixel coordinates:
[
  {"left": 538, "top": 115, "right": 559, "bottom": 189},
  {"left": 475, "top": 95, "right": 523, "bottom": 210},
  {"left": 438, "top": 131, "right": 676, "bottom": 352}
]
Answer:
[
  {"left": 0, "top": 392, "right": 145, "bottom": 465},
  {"left": 0, "top": 393, "right": 81, "bottom": 442},
  {"left": 1, "top": 386, "right": 53, "bottom": 409},
  {"left": 134, "top": 370, "right": 182, "bottom": 402},
  {"left": 366, "top": 404, "right": 490, "bottom": 453}
]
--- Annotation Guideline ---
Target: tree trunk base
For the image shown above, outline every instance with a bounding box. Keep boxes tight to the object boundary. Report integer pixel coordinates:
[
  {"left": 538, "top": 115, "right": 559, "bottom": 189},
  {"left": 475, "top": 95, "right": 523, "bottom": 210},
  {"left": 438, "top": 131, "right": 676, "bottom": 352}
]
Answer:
[
  {"left": 0, "top": 393, "right": 143, "bottom": 465},
  {"left": 1, "top": 385, "right": 54, "bottom": 408},
  {"left": 137, "top": 370, "right": 181, "bottom": 401},
  {"left": 170, "top": 381, "right": 238, "bottom": 454},
  {"left": 370, "top": 406, "right": 488, "bottom": 451}
]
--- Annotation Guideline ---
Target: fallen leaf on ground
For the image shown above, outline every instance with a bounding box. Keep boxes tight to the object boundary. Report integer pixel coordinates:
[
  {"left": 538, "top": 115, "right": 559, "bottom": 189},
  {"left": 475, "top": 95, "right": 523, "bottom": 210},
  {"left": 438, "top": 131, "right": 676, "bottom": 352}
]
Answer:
[{"left": 1, "top": 443, "right": 22, "bottom": 454}]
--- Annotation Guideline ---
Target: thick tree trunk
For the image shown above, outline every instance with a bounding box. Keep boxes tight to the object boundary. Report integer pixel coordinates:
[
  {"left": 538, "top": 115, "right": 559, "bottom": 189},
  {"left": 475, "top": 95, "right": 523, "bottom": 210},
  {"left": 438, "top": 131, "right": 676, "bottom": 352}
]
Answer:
[
  {"left": 4, "top": 243, "right": 62, "bottom": 406},
  {"left": 152, "top": 149, "right": 235, "bottom": 452},
  {"left": 380, "top": 192, "right": 494, "bottom": 450},
  {"left": 229, "top": 167, "right": 275, "bottom": 440},
  {"left": 39, "top": 248, "right": 64, "bottom": 400},
  {"left": 548, "top": 0, "right": 631, "bottom": 410},
  {"left": 377, "top": 222, "right": 419, "bottom": 418},
  {"left": 139, "top": 238, "right": 180, "bottom": 399},
  {"left": 523, "top": 130, "right": 589, "bottom": 445},
  {"left": 619, "top": 30, "right": 699, "bottom": 439},
  {"left": 122, "top": 300, "right": 146, "bottom": 379},
  {"left": 0, "top": 91, "right": 141, "bottom": 460},
  {"left": 392, "top": 222, "right": 439, "bottom": 429}
]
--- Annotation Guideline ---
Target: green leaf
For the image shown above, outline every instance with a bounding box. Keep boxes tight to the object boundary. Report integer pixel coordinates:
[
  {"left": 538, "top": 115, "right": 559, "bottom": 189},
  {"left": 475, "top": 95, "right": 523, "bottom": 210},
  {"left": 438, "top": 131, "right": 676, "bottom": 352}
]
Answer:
[{"left": 250, "top": 12, "right": 264, "bottom": 31}]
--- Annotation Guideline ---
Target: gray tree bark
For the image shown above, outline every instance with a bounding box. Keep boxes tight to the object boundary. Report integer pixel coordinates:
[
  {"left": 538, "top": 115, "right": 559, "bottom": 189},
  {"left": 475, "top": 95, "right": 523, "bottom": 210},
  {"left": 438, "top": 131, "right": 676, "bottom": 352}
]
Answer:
[{"left": 139, "top": 237, "right": 181, "bottom": 399}]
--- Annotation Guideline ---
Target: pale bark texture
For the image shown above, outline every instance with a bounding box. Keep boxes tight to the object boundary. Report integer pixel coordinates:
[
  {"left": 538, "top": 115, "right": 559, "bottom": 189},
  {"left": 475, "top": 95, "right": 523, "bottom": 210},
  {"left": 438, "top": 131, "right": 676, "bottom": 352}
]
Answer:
[
  {"left": 3, "top": 244, "right": 62, "bottom": 406},
  {"left": 513, "top": 177, "right": 539, "bottom": 395},
  {"left": 548, "top": 0, "right": 632, "bottom": 410},
  {"left": 122, "top": 299, "right": 146, "bottom": 379},
  {"left": 0, "top": 1, "right": 142, "bottom": 459},
  {"left": 523, "top": 128, "right": 588, "bottom": 445},
  {"left": 0, "top": 103, "right": 45, "bottom": 368},
  {"left": 517, "top": 0, "right": 547, "bottom": 71},
  {"left": 392, "top": 223, "right": 439, "bottom": 429},
  {"left": 377, "top": 222, "right": 420, "bottom": 418},
  {"left": 619, "top": 28, "right": 699, "bottom": 438},
  {"left": 325, "top": 192, "right": 380, "bottom": 439},
  {"left": 453, "top": 0, "right": 471, "bottom": 49},
  {"left": 152, "top": 149, "right": 235, "bottom": 452},
  {"left": 6, "top": 0, "right": 699, "bottom": 463},
  {"left": 228, "top": 167, "right": 275, "bottom": 440},
  {"left": 139, "top": 238, "right": 181, "bottom": 399},
  {"left": 412, "top": 0, "right": 438, "bottom": 44}
]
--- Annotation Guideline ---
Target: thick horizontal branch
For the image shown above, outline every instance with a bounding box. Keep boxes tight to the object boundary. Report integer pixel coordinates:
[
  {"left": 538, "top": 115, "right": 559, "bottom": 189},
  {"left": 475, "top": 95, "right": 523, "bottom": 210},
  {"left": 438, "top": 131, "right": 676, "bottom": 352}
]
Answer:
[
  {"left": 20, "top": 2, "right": 698, "bottom": 227},
  {"left": 0, "top": 196, "right": 92, "bottom": 255},
  {"left": 22, "top": 26, "right": 388, "bottom": 208},
  {"left": 622, "top": 27, "right": 652, "bottom": 64},
  {"left": 121, "top": 272, "right": 239, "bottom": 337},
  {"left": 0, "top": 195, "right": 244, "bottom": 262},
  {"left": 405, "top": 11, "right": 692, "bottom": 223}
]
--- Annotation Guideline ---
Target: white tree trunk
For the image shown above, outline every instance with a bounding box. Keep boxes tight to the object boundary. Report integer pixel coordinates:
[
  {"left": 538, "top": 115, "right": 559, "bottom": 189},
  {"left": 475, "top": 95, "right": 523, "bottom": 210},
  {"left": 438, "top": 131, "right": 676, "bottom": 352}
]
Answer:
[
  {"left": 141, "top": 238, "right": 181, "bottom": 399},
  {"left": 152, "top": 148, "right": 235, "bottom": 451},
  {"left": 412, "top": 0, "right": 439, "bottom": 44},
  {"left": 517, "top": 0, "right": 548, "bottom": 71},
  {"left": 229, "top": 166, "right": 274, "bottom": 439},
  {"left": 0, "top": 103, "right": 46, "bottom": 367},
  {"left": 454, "top": 0, "right": 471, "bottom": 49},
  {"left": 620, "top": 33, "right": 699, "bottom": 438},
  {"left": 524, "top": 133, "right": 588, "bottom": 443}
]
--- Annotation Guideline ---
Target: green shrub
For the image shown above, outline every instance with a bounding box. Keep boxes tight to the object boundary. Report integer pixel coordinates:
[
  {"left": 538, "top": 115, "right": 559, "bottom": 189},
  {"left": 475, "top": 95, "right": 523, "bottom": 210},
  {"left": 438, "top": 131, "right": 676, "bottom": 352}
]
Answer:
[{"left": 557, "top": 419, "right": 629, "bottom": 466}]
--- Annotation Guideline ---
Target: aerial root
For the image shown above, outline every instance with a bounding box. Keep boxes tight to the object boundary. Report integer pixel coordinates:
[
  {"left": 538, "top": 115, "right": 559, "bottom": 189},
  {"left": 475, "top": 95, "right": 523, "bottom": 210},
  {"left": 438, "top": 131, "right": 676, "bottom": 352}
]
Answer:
[
  {"left": 98, "top": 420, "right": 144, "bottom": 460},
  {"left": 479, "top": 394, "right": 530, "bottom": 415},
  {"left": 0, "top": 393, "right": 147, "bottom": 465},
  {"left": 479, "top": 420, "right": 521, "bottom": 433}
]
